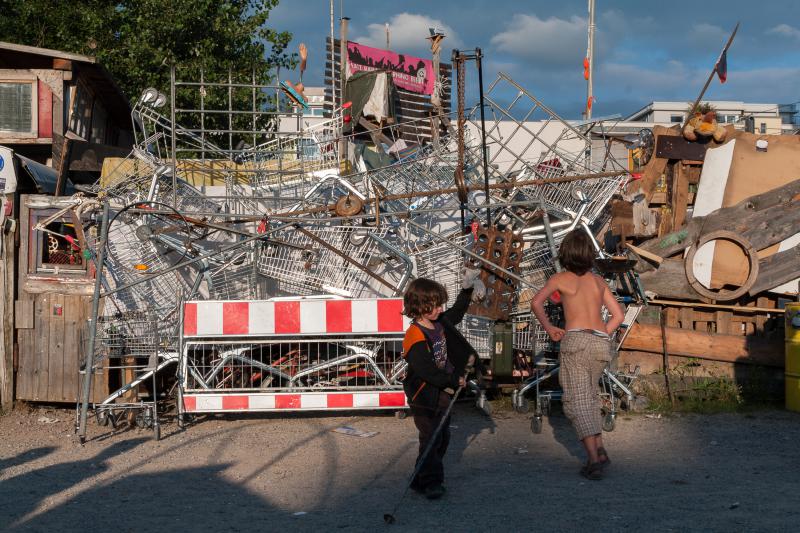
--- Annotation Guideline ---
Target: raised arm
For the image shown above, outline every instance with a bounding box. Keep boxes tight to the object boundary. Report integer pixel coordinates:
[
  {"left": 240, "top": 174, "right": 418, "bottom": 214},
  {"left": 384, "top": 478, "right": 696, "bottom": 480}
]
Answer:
[
  {"left": 530, "top": 275, "right": 565, "bottom": 342},
  {"left": 440, "top": 287, "right": 473, "bottom": 326},
  {"left": 602, "top": 284, "right": 625, "bottom": 335}
]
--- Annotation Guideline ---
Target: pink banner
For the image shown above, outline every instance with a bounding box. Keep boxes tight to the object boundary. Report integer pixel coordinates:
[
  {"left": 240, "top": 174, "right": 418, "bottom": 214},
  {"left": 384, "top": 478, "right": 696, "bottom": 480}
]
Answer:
[{"left": 346, "top": 41, "right": 434, "bottom": 95}]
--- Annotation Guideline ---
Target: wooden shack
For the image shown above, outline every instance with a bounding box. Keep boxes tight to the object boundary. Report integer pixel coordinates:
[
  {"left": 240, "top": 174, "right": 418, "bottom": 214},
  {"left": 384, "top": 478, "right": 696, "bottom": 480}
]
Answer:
[{"left": 0, "top": 41, "right": 132, "bottom": 409}]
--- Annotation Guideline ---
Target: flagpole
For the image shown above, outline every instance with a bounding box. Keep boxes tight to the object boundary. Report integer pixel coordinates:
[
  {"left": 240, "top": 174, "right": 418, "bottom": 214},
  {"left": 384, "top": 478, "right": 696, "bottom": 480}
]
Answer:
[{"left": 684, "top": 21, "right": 740, "bottom": 128}]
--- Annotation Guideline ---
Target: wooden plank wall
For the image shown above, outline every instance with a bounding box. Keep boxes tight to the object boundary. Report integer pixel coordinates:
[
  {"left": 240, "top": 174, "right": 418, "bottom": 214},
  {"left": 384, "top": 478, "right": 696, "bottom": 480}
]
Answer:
[
  {"left": 15, "top": 292, "right": 105, "bottom": 403},
  {"left": 620, "top": 296, "right": 785, "bottom": 374},
  {"left": 324, "top": 38, "right": 451, "bottom": 143}
]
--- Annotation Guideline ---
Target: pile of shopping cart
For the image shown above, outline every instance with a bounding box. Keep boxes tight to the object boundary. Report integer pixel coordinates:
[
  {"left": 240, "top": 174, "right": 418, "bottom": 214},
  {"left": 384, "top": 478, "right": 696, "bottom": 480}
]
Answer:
[{"left": 68, "top": 67, "right": 639, "bottom": 441}]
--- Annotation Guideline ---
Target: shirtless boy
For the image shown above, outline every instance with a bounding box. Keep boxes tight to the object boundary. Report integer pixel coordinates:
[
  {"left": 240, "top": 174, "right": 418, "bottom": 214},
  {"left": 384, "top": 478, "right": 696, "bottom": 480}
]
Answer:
[{"left": 530, "top": 229, "right": 625, "bottom": 480}]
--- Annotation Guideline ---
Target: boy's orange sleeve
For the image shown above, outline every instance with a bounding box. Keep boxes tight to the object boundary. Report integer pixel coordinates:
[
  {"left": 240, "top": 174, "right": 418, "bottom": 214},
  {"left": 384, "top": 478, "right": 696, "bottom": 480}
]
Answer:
[{"left": 402, "top": 324, "right": 426, "bottom": 356}]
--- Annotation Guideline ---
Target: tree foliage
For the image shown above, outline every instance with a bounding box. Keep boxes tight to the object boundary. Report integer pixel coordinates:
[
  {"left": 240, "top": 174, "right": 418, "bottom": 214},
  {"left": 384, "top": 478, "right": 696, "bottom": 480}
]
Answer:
[{"left": 0, "top": 0, "right": 295, "bottom": 105}]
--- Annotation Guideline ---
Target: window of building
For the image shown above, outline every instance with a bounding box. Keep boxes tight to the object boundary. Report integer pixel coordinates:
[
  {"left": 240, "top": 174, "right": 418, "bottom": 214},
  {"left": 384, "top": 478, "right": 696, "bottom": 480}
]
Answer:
[
  {"left": 68, "top": 82, "right": 93, "bottom": 140},
  {"left": 670, "top": 115, "right": 683, "bottom": 123},
  {"left": 0, "top": 81, "right": 36, "bottom": 134},
  {"left": 760, "top": 122, "right": 767, "bottom": 134},
  {"left": 29, "top": 210, "right": 88, "bottom": 275},
  {"left": 719, "top": 114, "right": 739, "bottom": 124}
]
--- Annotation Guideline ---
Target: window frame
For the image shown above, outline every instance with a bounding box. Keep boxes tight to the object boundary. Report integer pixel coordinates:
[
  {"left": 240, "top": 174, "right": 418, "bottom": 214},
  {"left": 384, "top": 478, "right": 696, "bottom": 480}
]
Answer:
[
  {"left": 28, "top": 208, "right": 90, "bottom": 277},
  {"left": 0, "top": 73, "right": 39, "bottom": 138}
]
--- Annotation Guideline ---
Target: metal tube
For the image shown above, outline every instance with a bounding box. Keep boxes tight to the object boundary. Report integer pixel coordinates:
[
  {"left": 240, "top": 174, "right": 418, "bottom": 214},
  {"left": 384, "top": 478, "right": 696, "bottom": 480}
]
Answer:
[
  {"left": 339, "top": 17, "right": 350, "bottom": 163},
  {"left": 228, "top": 68, "right": 233, "bottom": 160},
  {"left": 76, "top": 202, "right": 110, "bottom": 443},
  {"left": 170, "top": 65, "right": 177, "bottom": 207},
  {"left": 586, "top": 0, "right": 595, "bottom": 121},
  {"left": 476, "top": 47, "right": 491, "bottom": 226}
]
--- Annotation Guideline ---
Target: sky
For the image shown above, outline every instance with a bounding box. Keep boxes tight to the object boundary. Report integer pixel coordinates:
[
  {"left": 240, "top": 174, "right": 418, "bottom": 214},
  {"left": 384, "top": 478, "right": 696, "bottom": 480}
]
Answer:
[{"left": 266, "top": 0, "right": 800, "bottom": 120}]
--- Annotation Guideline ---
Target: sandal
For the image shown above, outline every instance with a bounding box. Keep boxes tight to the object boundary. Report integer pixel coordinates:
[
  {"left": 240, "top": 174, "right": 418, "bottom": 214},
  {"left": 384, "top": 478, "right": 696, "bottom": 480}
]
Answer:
[
  {"left": 598, "top": 447, "right": 611, "bottom": 468},
  {"left": 580, "top": 461, "right": 604, "bottom": 480}
]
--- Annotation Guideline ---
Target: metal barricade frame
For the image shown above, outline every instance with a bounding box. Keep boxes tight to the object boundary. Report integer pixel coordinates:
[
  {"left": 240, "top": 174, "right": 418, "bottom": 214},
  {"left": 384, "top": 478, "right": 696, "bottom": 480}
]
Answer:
[{"left": 178, "top": 297, "right": 411, "bottom": 415}]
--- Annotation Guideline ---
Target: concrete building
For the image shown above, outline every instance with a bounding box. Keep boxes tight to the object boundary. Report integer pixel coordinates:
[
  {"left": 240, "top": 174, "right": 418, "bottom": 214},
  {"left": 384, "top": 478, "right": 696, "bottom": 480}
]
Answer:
[
  {"left": 625, "top": 101, "right": 797, "bottom": 135},
  {"left": 278, "top": 86, "right": 327, "bottom": 133}
]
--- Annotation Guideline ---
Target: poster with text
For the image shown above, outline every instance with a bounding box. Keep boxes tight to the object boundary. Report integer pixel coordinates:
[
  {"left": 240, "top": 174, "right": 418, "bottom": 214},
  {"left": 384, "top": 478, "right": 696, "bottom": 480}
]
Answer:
[{"left": 346, "top": 41, "right": 434, "bottom": 95}]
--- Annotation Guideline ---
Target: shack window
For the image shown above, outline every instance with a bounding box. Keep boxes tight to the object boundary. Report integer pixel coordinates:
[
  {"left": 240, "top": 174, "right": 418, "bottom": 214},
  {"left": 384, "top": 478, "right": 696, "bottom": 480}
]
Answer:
[
  {"left": 0, "top": 81, "right": 34, "bottom": 134},
  {"left": 760, "top": 122, "right": 767, "bottom": 134},
  {"left": 670, "top": 115, "right": 683, "bottom": 123},
  {"left": 30, "top": 210, "right": 88, "bottom": 275},
  {"left": 68, "top": 82, "right": 93, "bottom": 140}
]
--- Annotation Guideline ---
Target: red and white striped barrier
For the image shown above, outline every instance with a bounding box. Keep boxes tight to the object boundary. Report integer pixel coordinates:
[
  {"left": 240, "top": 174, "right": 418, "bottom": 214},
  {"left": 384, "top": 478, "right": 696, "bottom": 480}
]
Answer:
[
  {"left": 183, "top": 298, "right": 410, "bottom": 337},
  {"left": 182, "top": 390, "right": 407, "bottom": 412}
]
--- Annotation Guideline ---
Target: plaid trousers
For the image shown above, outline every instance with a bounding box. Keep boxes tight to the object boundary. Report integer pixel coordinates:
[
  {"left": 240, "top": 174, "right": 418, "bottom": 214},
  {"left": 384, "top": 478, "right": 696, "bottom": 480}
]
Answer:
[{"left": 559, "top": 330, "right": 613, "bottom": 440}]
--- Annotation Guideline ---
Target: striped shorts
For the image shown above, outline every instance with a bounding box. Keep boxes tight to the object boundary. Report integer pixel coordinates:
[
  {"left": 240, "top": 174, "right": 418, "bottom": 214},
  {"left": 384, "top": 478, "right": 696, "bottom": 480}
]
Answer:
[{"left": 559, "top": 330, "right": 613, "bottom": 440}]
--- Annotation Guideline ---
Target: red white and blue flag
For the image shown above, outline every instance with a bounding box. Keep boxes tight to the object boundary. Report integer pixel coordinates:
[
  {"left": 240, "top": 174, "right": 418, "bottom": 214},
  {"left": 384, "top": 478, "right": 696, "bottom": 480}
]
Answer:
[{"left": 715, "top": 49, "right": 728, "bottom": 83}]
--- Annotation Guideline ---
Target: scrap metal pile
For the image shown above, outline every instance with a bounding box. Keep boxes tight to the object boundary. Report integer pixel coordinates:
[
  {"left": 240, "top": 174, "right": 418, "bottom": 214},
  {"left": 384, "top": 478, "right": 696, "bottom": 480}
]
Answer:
[{"left": 64, "top": 71, "right": 633, "bottom": 439}]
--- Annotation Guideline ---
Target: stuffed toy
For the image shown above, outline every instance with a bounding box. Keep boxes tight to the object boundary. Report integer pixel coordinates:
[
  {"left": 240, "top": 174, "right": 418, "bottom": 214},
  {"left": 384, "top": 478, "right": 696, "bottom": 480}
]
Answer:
[{"left": 683, "top": 111, "right": 727, "bottom": 143}]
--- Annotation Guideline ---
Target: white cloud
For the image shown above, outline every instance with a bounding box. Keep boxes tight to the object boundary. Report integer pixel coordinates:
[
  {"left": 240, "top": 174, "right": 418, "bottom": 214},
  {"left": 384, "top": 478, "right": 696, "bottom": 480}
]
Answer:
[
  {"left": 489, "top": 14, "right": 587, "bottom": 65},
  {"left": 767, "top": 23, "right": 800, "bottom": 40},
  {"left": 352, "top": 13, "right": 461, "bottom": 53}
]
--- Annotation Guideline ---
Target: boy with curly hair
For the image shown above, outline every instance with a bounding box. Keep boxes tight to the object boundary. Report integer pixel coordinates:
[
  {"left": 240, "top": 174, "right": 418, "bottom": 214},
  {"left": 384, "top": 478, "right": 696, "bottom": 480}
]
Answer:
[
  {"left": 531, "top": 229, "right": 624, "bottom": 480},
  {"left": 401, "top": 273, "right": 482, "bottom": 499}
]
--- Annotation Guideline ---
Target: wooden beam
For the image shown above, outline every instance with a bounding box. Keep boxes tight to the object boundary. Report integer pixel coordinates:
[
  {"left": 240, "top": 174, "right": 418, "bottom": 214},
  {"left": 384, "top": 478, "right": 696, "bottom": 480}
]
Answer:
[
  {"left": 640, "top": 178, "right": 800, "bottom": 259},
  {"left": 637, "top": 258, "right": 700, "bottom": 300},
  {"left": 54, "top": 136, "right": 72, "bottom": 197},
  {"left": 648, "top": 299, "right": 785, "bottom": 314},
  {"left": 625, "top": 242, "right": 663, "bottom": 265},
  {"left": 52, "top": 58, "right": 73, "bottom": 71},
  {"left": 0, "top": 207, "right": 15, "bottom": 411},
  {"left": 671, "top": 162, "right": 689, "bottom": 229},
  {"left": 749, "top": 244, "right": 800, "bottom": 295},
  {"left": 622, "top": 322, "right": 784, "bottom": 367}
]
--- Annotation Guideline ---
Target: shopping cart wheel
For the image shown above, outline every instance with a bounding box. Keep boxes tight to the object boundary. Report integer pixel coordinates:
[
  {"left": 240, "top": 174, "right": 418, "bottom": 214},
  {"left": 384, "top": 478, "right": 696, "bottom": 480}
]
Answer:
[
  {"left": 395, "top": 410, "right": 408, "bottom": 420},
  {"left": 95, "top": 410, "right": 109, "bottom": 427},
  {"left": 531, "top": 415, "right": 543, "bottom": 434},
  {"left": 541, "top": 396, "right": 551, "bottom": 416},
  {"left": 135, "top": 408, "right": 154, "bottom": 429},
  {"left": 602, "top": 412, "right": 616, "bottom": 432},
  {"left": 515, "top": 395, "right": 530, "bottom": 414},
  {"left": 570, "top": 185, "right": 588, "bottom": 202}
]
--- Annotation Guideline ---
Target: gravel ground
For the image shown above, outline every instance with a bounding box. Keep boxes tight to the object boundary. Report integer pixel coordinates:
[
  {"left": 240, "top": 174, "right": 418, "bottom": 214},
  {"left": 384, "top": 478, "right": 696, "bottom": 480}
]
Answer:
[{"left": 1, "top": 403, "right": 799, "bottom": 532}]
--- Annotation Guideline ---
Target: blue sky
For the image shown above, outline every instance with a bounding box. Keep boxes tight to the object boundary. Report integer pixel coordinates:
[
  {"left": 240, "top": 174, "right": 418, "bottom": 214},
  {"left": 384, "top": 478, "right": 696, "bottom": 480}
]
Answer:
[{"left": 267, "top": 0, "right": 800, "bottom": 119}]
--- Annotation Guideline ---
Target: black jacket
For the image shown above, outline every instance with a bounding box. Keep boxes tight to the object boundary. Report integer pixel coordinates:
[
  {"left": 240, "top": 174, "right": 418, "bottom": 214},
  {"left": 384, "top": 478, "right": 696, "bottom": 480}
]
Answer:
[{"left": 402, "top": 288, "right": 479, "bottom": 413}]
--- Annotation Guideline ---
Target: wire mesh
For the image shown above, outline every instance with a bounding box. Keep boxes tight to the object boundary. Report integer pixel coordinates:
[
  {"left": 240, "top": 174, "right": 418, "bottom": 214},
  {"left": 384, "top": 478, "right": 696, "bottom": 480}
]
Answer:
[
  {"left": 182, "top": 338, "right": 405, "bottom": 393},
  {"left": 255, "top": 224, "right": 408, "bottom": 298}
]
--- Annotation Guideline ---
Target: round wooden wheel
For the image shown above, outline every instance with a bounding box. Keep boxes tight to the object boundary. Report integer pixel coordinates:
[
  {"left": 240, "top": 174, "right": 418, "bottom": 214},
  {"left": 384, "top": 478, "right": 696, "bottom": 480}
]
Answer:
[
  {"left": 334, "top": 194, "right": 364, "bottom": 217},
  {"left": 684, "top": 230, "right": 759, "bottom": 301}
]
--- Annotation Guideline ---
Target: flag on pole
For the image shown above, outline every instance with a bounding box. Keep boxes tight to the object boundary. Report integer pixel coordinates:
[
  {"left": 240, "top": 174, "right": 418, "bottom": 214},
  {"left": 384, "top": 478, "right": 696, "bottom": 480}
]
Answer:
[{"left": 715, "top": 49, "right": 728, "bottom": 83}]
